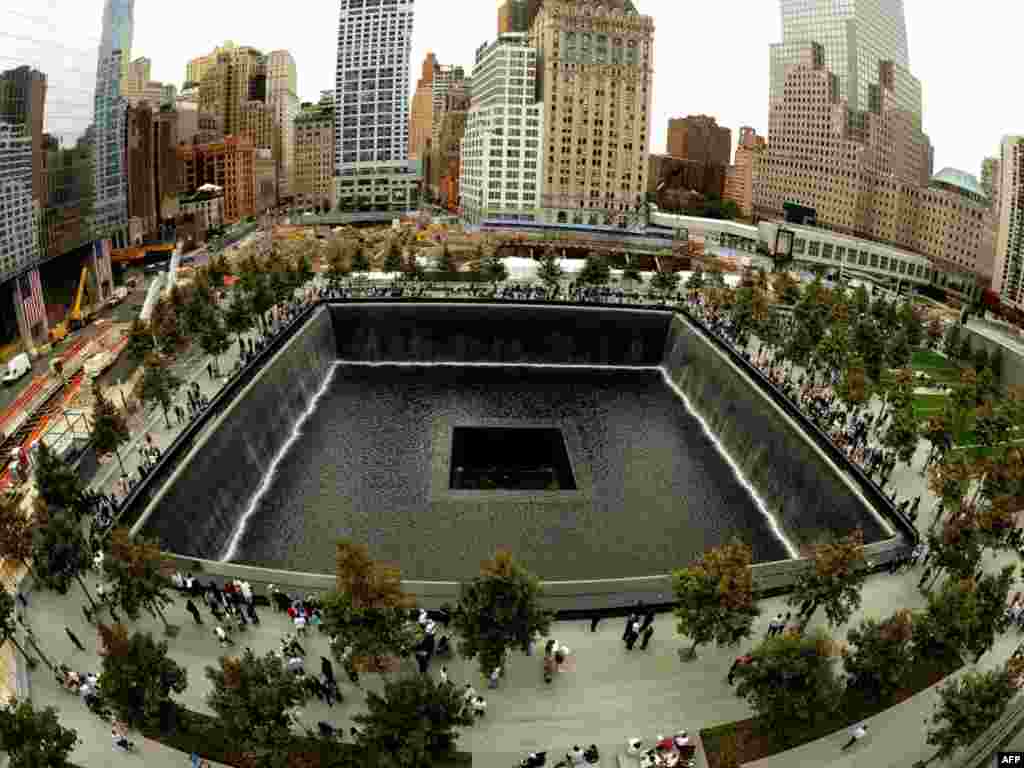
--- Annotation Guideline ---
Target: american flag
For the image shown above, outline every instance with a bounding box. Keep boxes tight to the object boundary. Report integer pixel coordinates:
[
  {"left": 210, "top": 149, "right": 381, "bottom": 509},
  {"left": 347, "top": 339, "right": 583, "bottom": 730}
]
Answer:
[{"left": 18, "top": 271, "right": 45, "bottom": 330}]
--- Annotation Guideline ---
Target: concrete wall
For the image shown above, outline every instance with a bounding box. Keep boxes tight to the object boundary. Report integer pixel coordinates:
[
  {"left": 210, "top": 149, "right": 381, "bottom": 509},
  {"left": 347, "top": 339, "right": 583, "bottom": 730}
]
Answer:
[
  {"left": 962, "top": 321, "right": 1024, "bottom": 391},
  {"left": 135, "top": 306, "right": 336, "bottom": 559}
]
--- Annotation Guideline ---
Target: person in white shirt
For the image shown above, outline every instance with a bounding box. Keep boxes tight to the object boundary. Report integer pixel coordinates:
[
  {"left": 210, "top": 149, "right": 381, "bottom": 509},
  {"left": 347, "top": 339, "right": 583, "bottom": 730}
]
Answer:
[
  {"left": 294, "top": 614, "right": 307, "bottom": 634},
  {"left": 568, "top": 745, "right": 585, "bottom": 765},
  {"left": 841, "top": 723, "right": 868, "bottom": 750},
  {"left": 472, "top": 696, "right": 487, "bottom": 718}
]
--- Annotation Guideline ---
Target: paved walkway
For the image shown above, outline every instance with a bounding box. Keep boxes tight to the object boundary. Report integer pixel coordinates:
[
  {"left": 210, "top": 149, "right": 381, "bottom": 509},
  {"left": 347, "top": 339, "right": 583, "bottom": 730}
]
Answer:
[{"left": 8, "top": 284, "right": 1022, "bottom": 768}]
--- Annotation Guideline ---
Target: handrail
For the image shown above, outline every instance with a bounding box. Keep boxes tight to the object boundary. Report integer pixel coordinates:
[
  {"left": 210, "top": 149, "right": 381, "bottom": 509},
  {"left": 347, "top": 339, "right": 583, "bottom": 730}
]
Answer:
[{"left": 113, "top": 291, "right": 916, "bottom": 556}]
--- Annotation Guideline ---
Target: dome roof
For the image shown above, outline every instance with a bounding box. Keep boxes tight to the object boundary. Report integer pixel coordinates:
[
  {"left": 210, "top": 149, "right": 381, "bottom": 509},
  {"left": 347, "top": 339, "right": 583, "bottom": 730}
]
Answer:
[{"left": 931, "top": 167, "right": 986, "bottom": 200}]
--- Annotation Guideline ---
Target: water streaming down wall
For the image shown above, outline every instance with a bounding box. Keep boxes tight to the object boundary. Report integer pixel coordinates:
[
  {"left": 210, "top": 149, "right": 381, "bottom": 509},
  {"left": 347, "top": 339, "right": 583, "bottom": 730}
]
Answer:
[
  {"left": 137, "top": 307, "right": 337, "bottom": 559},
  {"left": 141, "top": 302, "right": 891, "bottom": 567},
  {"left": 661, "top": 314, "right": 890, "bottom": 553},
  {"left": 331, "top": 303, "right": 669, "bottom": 365}
]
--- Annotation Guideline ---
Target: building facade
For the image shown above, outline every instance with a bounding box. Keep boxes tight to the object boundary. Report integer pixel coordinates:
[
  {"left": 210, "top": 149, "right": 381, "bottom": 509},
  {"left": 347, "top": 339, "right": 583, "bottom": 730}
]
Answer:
[
  {"left": 185, "top": 41, "right": 237, "bottom": 87},
  {"left": 93, "top": 0, "right": 135, "bottom": 247},
  {"left": 293, "top": 95, "right": 336, "bottom": 210},
  {"left": 179, "top": 185, "right": 224, "bottom": 233},
  {"left": 460, "top": 33, "right": 543, "bottom": 224},
  {"left": 0, "top": 66, "right": 47, "bottom": 208},
  {"left": 0, "top": 124, "right": 40, "bottom": 280},
  {"left": 431, "top": 65, "right": 466, "bottom": 146},
  {"left": 769, "top": 0, "right": 921, "bottom": 125},
  {"left": 176, "top": 136, "right": 256, "bottom": 224},
  {"left": 723, "top": 126, "right": 764, "bottom": 217},
  {"left": 409, "top": 52, "right": 437, "bottom": 162},
  {"left": 497, "top": 0, "right": 541, "bottom": 34},
  {"left": 666, "top": 115, "right": 731, "bottom": 166},
  {"left": 531, "top": 0, "right": 654, "bottom": 227},
  {"left": 982, "top": 157, "right": 1001, "bottom": 213},
  {"left": 126, "top": 103, "right": 155, "bottom": 238},
  {"left": 266, "top": 51, "right": 299, "bottom": 198},
  {"left": 334, "top": 0, "right": 418, "bottom": 214},
  {"left": 753, "top": 48, "right": 988, "bottom": 284},
  {"left": 993, "top": 137, "right": 1024, "bottom": 310}
]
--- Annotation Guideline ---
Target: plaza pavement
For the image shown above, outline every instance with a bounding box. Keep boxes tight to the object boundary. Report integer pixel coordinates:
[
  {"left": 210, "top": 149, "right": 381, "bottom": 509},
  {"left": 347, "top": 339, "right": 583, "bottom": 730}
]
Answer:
[{"left": 9, "top": 285, "right": 1023, "bottom": 768}]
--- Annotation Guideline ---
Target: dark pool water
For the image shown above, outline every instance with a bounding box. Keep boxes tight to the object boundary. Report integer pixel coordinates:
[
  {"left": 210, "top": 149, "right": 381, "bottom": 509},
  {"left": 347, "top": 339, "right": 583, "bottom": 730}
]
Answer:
[{"left": 230, "top": 364, "right": 789, "bottom": 580}]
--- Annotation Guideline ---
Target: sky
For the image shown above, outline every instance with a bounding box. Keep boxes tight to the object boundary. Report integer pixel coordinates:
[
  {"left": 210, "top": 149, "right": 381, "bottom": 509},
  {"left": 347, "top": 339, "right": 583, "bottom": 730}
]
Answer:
[{"left": 3, "top": 0, "right": 1022, "bottom": 175}]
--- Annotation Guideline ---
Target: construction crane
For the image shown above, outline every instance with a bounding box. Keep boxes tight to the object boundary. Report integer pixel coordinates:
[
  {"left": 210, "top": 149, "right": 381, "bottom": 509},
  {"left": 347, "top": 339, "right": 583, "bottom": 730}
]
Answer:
[{"left": 68, "top": 265, "right": 89, "bottom": 331}]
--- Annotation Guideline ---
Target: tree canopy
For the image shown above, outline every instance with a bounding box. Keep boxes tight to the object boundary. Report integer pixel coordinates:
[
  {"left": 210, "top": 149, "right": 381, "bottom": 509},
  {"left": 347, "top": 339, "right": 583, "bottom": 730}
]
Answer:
[
  {"left": 452, "top": 550, "right": 553, "bottom": 675},
  {"left": 0, "top": 699, "right": 78, "bottom": 768},
  {"left": 673, "top": 539, "right": 760, "bottom": 659}
]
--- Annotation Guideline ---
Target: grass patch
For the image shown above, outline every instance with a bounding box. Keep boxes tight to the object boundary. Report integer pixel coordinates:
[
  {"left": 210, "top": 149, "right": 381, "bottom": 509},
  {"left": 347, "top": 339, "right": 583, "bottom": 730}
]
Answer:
[{"left": 701, "top": 657, "right": 959, "bottom": 768}]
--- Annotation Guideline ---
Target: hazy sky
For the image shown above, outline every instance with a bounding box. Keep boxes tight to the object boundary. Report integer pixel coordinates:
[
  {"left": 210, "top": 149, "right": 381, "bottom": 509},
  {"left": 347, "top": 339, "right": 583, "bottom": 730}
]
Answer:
[{"left": 4, "top": 0, "right": 1022, "bottom": 174}]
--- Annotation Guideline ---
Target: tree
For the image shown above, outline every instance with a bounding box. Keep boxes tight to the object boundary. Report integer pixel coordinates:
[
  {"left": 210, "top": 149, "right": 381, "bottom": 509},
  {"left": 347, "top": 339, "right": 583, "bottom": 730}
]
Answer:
[
  {"left": 151, "top": 299, "right": 184, "bottom": 355},
  {"left": 323, "top": 539, "right": 418, "bottom": 675},
  {"left": 205, "top": 649, "right": 310, "bottom": 764},
  {"left": 926, "top": 318, "right": 945, "bottom": 349},
  {"left": 351, "top": 243, "right": 370, "bottom": 274},
  {"left": 685, "top": 267, "right": 705, "bottom": 292},
  {"left": 33, "top": 441, "right": 89, "bottom": 520},
  {"left": 1, "top": 590, "right": 35, "bottom": 669},
  {"left": 207, "top": 252, "right": 232, "bottom": 288},
  {"left": 325, "top": 238, "right": 352, "bottom": 286},
  {"left": 958, "top": 335, "right": 972, "bottom": 363},
  {"left": 224, "top": 290, "right": 255, "bottom": 347},
  {"left": 383, "top": 239, "right": 403, "bottom": 274},
  {"left": 915, "top": 658, "right": 1024, "bottom": 767},
  {"left": 837, "top": 356, "right": 871, "bottom": 408},
  {"left": 855, "top": 318, "right": 885, "bottom": 381},
  {"left": 480, "top": 251, "right": 508, "bottom": 285},
  {"left": 103, "top": 528, "right": 177, "bottom": 635},
  {"left": 577, "top": 253, "right": 610, "bottom": 286},
  {"left": 97, "top": 623, "right": 187, "bottom": 731},
  {"left": 352, "top": 674, "right": 474, "bottom": 768},
  {"left": 452, "top": 550, "right": 553, "bottom": 676},
  {"left": 651, "top": 270, "right": 681, "bottom": 295},
  {"left": 536, "top": 249, "right": 563, "bottom": 289},
  {"left": 732, "top": 629, "right": 843, "bottom": 743},
  {"left": 139, "top": 354, "right": 183, "bottom": 429},
  {"left": 0, "top": 699, "right": 78, "bottom": 768},
  {"left": 0, "top": 495, "right": 35, "bottom": 579},
  {"left": 91, "top": 388, "right": 130, "bottom": 474},
  {"left": 437, "top": 243, "right": 457, "bottom": 276},
  {"left": 901, "top": 302, "right": 924, "bottom": 347},
  {"left": 672, "top": 539, "right": 760, "bottom": 659},
  {"left": 843, "top": 609, "right": 915, "bottom": 699},
  {"left": 851, "top": 284, "right": 870, "bottom": 317},
  {"left": 32, "top": 505, "right": 97, "bottom": 614},
  {"left": 915, "top": 567, "right": 1015, "bottom": 663},
  {"left": 882, "top": 404, "right": 920, "bottom": 464},
  {"left": 943, "top": 323, "right": 962, "bottom": 358},
  {"left": 622, "top": 263, "right": 642, "bottom": 284},
  {"left": 126, "top": 318, "right": 156, "bottom": 362},
  {"left": 787, "top": 529, "right": 866, "bottom": 628},
  {"left": 198, "top": 311, "right": 231, "bottom": 375},
  {"left": 772, "top": 271, "right": 801, "bottom": 305},
  {"left": 814, "top": 324, "right": 851, "bottom": 375},
  {"left": 886, "top": 330, "right": 912, "bottom": 369}
]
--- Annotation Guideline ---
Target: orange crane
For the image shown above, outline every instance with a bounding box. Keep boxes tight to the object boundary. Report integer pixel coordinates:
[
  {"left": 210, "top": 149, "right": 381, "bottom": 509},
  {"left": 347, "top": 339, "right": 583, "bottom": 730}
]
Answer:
[{"left": 68, "top": 265, "right": 89, "bottom": 331}]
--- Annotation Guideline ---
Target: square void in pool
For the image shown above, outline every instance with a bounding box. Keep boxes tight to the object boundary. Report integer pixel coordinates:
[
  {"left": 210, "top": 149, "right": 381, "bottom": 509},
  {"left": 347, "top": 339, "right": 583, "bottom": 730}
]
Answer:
[{"left": 449, "top": 427, "right": 577, "bottom": 491}]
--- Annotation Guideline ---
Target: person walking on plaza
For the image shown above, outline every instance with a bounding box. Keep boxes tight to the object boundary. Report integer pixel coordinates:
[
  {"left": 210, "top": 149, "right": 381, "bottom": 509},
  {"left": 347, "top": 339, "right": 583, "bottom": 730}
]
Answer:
[
  {"left": 841, "top": 723, "right": 868, "bottom": 751},
  {"left": 65, "top": 627, "right": 86, "bottom": 652},
  {"left": 625, "top": 619, "right": 641, "bottom": 651},
  {"left": 186, "top": 599, "right": 202, "bottom": 625},
  {"left": 640, "top": 623, "right": 654, "bottom": 650}
]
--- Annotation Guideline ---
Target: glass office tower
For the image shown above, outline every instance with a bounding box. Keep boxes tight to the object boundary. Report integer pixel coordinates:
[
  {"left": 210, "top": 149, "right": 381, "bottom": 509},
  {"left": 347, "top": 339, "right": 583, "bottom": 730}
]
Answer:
[
  {"left": 93, "top": 0, "right": 134, "bottom": 245},
  {"left": 770, "top": 0, "right": 921, "bottom": 124}
]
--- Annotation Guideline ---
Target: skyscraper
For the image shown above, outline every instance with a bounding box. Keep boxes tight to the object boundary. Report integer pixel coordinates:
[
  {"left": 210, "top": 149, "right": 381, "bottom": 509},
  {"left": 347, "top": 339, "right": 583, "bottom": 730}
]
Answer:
[
  {"left": 532, "top": 0, "right": 654, "bottom": 227},
  {"left": 409, "top": 53, "right": 438, "bottom": 162},
  {"left": 334, "top": 0, "right": 418, "bottom": 214},
  {"left": 993, "top": 137, "right": 1024, "bottom": 310},
  {"left": 769, "top": 0, "right": 921, "bottom": 124},
  {"left": 94, "top": 0, "right": 135, "bottom": 246}
]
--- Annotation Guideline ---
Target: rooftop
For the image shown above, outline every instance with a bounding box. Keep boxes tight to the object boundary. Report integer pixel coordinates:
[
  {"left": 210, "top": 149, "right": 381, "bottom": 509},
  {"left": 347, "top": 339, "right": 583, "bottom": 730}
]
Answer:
[{"left": 931, "top": 167, "right": 987, "bottom": 201}]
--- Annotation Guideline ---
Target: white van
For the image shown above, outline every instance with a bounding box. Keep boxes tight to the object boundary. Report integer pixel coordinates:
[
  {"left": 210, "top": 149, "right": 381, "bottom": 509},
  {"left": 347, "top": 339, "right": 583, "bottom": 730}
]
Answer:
[
  {"left": 2, "top": 356, "right": 30, "bottom": 387},
  {"left": 2, "top": 353, "right": 31, "bottom": 386}
]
